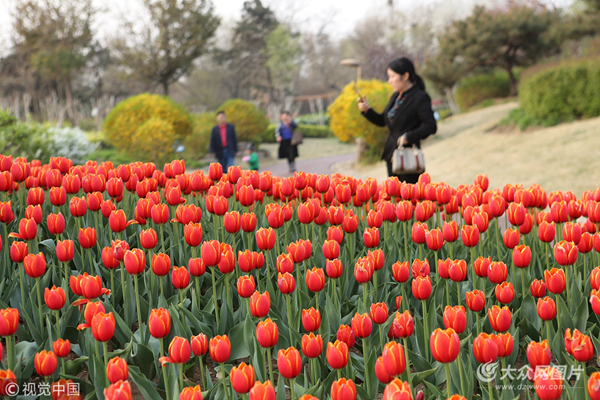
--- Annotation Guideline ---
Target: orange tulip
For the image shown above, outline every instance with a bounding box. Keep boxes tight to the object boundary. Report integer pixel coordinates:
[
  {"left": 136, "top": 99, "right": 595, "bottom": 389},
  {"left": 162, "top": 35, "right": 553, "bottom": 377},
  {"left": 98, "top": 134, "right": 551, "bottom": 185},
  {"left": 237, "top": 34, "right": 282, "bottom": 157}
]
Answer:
[
  {"left": 209, "top": 335, "right": 231, "bottom": 364},
  {"left": 277, "top": 347, "right": 302, "bottom": 379},
  {"left": 326, "top": 340, "right": 349, "bottom": 369},
  {"left": 230, "top": 362, "right": 255, "bottom": 394},
  {"left": 430, "top": 328, "right": 460, "bottom": 363},
  {"left": 106, "top": 356, "right": 129, "bottom": 384},
  {"left": 34, "top": 350, "right": 58, "bottom": 376},
  {"left": 331, "top": 378, "right": 356, "bottom": 400},
  {"left": 91, "top": 312, "right": 115, "bottom": 342},
  {"left": 104, "top": 380, "right": 132, "bottom": 400},
  {"left": 148, "top": 308, "right": 171, "bottom": 339}
]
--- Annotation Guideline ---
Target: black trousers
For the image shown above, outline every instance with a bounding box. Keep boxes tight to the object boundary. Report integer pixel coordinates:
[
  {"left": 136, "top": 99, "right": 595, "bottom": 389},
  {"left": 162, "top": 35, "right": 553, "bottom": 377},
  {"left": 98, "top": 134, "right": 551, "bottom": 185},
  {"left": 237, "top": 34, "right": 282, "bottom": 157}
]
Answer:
[{"left": 386, "top": 160, "right": 420, "bottom": 184}]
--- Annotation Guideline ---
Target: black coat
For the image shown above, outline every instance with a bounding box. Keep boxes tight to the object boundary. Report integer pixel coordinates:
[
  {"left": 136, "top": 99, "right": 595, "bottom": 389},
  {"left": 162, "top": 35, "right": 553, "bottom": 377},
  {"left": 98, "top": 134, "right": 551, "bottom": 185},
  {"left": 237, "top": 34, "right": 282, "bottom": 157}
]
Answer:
[
  {"left": 210, "top": 123, "right": 238, "bottom": 160},
  {"left": 361, "top": 85, "right": 437, "bottom": 162}
]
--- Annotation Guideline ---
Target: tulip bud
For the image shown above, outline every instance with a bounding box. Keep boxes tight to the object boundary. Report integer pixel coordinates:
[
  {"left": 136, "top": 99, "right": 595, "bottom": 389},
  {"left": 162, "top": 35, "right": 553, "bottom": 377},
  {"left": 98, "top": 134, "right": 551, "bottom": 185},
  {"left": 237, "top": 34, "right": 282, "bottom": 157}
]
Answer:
[
  {"left": 52, "top": 338, "right": 71, "bottom": 358},
  {"left": 91, "top": 312, "right": 116, "bottom": 342},
  {"left": 191, "top": 333, "right": 208, "bottom": 356},
  {"left": 301, "top": 308, "right": 321, "bottom": 332},
  {"left": 488, "top": 306, "right": 512, "bottom": 332},
  {"left": 209, "top": 335, "right": 231, "bottom": 364},
  {"left": 473, "top": 332, "right": 499, "bottom": 364},
  {"left": 148, "top": 308, "right": 171, "bottom": 339},
  {"left": 382, "top": 341, "right": 406, "bottom": 377},
  {"left": 230, "top": 362, "right": 255, "bottom": 394},
  {"left": 326, "top": 340, "right": 349, "bottom": 369},
  {"left": 44, "top": 286, "right": 66, "bottom": 310},
  {"left": 104, "top": 380, "right": 133, "bottom": 400},
  {"left": 256, "top": 318, "right": 279, "bottom": 349},
  {"left": 301, "top": 333, "right": 323, "bottom": 358},
  {"left": 34, "top": 350, "right": 58, "bottom": 376},
  {"left": 277, "top": 347, "right": 302, "bottom": 379},
  {"left": 106, "top": 356, "right": 129, "bottom": 384}
]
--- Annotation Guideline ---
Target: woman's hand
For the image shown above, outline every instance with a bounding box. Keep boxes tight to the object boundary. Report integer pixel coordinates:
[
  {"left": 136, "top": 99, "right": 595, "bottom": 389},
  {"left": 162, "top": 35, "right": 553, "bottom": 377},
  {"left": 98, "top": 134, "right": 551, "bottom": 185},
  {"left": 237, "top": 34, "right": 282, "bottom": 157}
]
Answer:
[
  {"left": 357, "top": 97, "right": 370, "bottom": 112},
  {"left": 276, "top": 136, "right": 281, "bottom": 142}
]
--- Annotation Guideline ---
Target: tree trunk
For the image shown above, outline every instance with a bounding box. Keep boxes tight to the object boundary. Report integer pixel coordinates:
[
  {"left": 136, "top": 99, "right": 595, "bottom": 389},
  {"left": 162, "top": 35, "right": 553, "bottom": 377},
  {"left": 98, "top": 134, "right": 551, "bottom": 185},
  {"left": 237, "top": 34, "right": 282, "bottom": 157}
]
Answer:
[
  {"left": 162, "top": 80, "right": 169, "bottom": 96},
  {"left": 506, "top": 65, "right": 517, "bottom": 96}
]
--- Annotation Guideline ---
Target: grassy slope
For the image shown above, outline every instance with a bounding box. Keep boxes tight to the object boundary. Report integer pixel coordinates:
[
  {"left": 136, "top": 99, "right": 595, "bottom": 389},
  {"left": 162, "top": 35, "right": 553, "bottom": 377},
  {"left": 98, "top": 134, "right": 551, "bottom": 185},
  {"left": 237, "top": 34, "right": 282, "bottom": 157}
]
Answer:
[{"left": 338, "top": 101, "right": 600, "bottom": 197}]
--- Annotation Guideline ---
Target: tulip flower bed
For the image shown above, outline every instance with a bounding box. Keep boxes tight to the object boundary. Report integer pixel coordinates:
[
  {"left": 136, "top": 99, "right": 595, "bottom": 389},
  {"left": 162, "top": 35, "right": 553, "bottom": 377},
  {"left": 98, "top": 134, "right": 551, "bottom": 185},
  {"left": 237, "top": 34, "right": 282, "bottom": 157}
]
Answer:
[{"left": 1, "top": 155, "right": 600, "bottom": 400}]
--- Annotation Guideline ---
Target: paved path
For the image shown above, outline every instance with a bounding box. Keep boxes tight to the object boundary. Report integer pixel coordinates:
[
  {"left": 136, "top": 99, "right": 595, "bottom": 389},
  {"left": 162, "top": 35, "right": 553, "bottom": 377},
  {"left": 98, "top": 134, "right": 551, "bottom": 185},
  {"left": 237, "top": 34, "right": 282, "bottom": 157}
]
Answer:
[{"left": 259, "top": 153, "right": 356, "bottom": 177}]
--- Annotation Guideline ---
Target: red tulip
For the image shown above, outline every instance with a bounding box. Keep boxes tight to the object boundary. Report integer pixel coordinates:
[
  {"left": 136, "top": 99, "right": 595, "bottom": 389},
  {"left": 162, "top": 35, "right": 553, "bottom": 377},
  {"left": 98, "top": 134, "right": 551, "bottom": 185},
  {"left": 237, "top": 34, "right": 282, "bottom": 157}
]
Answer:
[
  {"left": 256, "top": 318, "right": 279, "bottom": 348},
  {"left": 530, "top": 279, "right": 547, "bottom": 298},
  {"left": 544, "top": 268, "right": 566, "bottom": 295},
  {"left": 151, "top": 253, "right": 171, "bottom": 276},
  {"left": 302, "top": 308, "right": 321, "bottom": 332},
  {"left": 443, "top": 305, "right": 467, "bottom": 334},
  {"left": 534, "top": 366, "right": 563, "bottom": 400},
  {"left": 430, "top": 328, "right": 460, "bottom": 363},
  {"left": 148, "top": 308, "right": 171, "bottom": 339},
  {"left": 23, "top": 252, "right": 46, "bottom": 278},
  {"left": 52, "top": 338, "right": 71, "bottom": 358},
  {"left": 495, "top": 282, "right": 515, "bottom": 304},
  {"left": 565, "top": 329, "right": 594, "bottom": 362},
  {"left": 375, "top": 356, "right": 393, "bottom": 384},
  {"left": 34, "top": 350, "right": 58, "bottom": 376},
  {"left": 69, "top": 197, "right": 87, "bottom": 218},
  {"left": 249, "top": 381, "right": 275, "bottom": 400},
  {"left": 502, "top": 228, "right": 520, "bottom": 249},
  {"left": 104, "top": 380, "right": 132, "bottom": 400},
  {"left": 382, "top": 341, "right": 406, "bottom": 377},
  {"left": 306, "top": 267, "right": 325, "bottom": 292},
  {"left": 201, "top": 240, "right": 221, "bottom": 266},
  {"left": 553, "top": 240, "right": 578, "bottom": 266},
  {"left": 191, "top": 333, "right": 208, "bottom": 356},
  {"left": 250, "top": 291, "right": 270, "bottom": 318},
  {"left": 392, "top": 261, "right": 410, "bottom": 283},
  {"left": 184, "top": 223, "right": 203, "bottom": 247},
  {"left": 473, "top": 332, "right": 499, "bottom": 363},
  {"left": 277, "top": 347, "right": 302, "bottom": 379},
  {"left": 487, "top": 261, "right": 508, "bottom": 284},
  {"left": 238, "top": 275, "right": 256, "bottom": 298},
  {"left": 171, "top": 266, "right": 190, "bottom": 289},
  {"left": 47, "top": 212, "right": 65, "bottom": 236},
  {"left": 91, "top": 312, "right": 115, "bottom": 342},
  {"left": 488, "top": 306, "right": 511, "bottom": 332},
  {"left": 513, "top": 245, "right": 532, "bottom": 268},
  {"left": 425, "top": 228, "right": 444, "bottom": 251},
  {"left": 363, "top": 227, "right": 380, "bottom": 248},
  {"left": 230, "top": 362, "right": 255, "bottom": 394},
  {"left": 78, "top": 227, "right": 97, "bottom": 249},
  {"left": 331, "top": 378, "right": 356, "bottom": 400},
  {"left": 495, "top": 332, "right": 514, "bottom": 358},
  {"left": 588, "top": 372, "right": 600, "bottom": 400},
  {"left": 351, "top": 313, "right": 372, "bottom": 338},
  {"left": 327, "top": 340, "right": 349, "bottom": 369},
  {"left": 538, "top": 221, "right": 556, "bottom": 243},
  {"left": 390, "top": 310, "right": 414, "bottom": 339},
  {"left": 466, "top": 290, "right": 486, "bottom": 312},
  {"left": 460, "top": 224, "right": 479, "bottom": 247},
  {"left": 44, "top": 286, "right": 66, "bottom": 310},
  {"left": 106, "top": 356, "right": 129, "bottom": 384},
  {"left": 382, "top": 378, "right": 412, "bottom": 400},
  {"left": 370, "top": 302, "right": 389, "bottom": 325},
  {"left": 160, "top": 336, "right": 191, "bottom": 365},
  {"left": 411, "top": 276, "right": 432, "bottom": 300},
  {"left": 301, "top": 333, "right": 323, "bottom": 358},
  {"left": 591, "top": 289, "right": 600, "bottom": 316},
  {"left": 124, "top": 248, "right": 146, "bottom": 275},
  {"left": 277, "top": 273, "right": 295, "bottom": 295},
  {"left": 180, "top": 385, "right": 203, "bottom": 400},
  {"left": 336, "top": 324, "right": 355, "bottom": 348},
  {"left": 56, "top": 240, "right": 75, "bottom": 263},
  {"left": 536, "top": 297, "right": 556, "bottom": 321},
  {"left": 326, "top": 259, "right": 343, "bottom": 279}
]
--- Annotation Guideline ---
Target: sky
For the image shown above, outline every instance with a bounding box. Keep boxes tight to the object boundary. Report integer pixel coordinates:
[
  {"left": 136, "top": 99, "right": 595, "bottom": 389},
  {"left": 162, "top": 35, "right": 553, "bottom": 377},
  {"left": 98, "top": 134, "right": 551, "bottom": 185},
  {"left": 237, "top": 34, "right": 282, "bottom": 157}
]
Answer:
[{"left": 0, "top": 0, "right": 575, "bottom": 56}]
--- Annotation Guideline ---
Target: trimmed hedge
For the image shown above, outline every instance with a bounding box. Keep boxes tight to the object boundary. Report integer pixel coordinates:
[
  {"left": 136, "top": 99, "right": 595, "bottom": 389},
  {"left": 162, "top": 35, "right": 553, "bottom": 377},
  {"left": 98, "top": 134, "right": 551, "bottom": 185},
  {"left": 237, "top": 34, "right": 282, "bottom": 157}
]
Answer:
[
  {"left": 454, "top": 70, "right": 512, "bottom": 111},
  {"left": 519, "top": 58, "right": 600, "bottom": 120},
  {"left": 262, "top": 123, "right": 333, "bottom": 143}
]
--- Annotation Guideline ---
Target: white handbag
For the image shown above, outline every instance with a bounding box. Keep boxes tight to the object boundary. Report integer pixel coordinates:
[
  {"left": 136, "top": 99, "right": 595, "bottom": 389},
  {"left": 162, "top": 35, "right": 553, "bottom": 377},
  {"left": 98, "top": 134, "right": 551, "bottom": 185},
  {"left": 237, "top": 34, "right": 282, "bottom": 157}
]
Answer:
[{"left": 391, "top": 137, "right": 425, "bottom": 175}]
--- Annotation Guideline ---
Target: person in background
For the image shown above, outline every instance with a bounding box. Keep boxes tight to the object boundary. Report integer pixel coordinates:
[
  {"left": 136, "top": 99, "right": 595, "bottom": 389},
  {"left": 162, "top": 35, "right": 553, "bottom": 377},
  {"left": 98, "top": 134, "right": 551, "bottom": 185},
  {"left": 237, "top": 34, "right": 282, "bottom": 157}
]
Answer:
[
  {"left": 243, "top": 143, "right": 259, "bottom": 171},
  {"left": 275, "top": 111, "right": 299, "bottom": 173},
  {"left": 358, "top": 57, "right": 437, "bottom": 183},
  {"left": 210, "top": 110, "right": 238, "bottom": 170}
]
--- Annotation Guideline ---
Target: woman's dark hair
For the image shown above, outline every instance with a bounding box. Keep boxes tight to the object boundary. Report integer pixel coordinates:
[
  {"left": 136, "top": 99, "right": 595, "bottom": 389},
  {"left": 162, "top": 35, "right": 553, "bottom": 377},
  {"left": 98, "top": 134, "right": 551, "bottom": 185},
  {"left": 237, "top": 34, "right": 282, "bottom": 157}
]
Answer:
[{"left": 388, "top": 57, "right": 426, "bottom": 91}]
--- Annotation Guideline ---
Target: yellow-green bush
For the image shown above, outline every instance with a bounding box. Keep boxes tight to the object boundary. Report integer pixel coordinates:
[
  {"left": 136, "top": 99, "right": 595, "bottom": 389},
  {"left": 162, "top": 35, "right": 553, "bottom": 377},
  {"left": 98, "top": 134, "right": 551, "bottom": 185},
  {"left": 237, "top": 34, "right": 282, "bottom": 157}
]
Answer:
[
  {"left": 519, "top": 58, "right": 600, "bottom": 120},
  {"left": 131, "top": 117, "right": 175, "bottom": 163},
  {"left": 103, "top": 93, "right": 193, "bottom": 160},
  {"left": 183, "top": 112, "right": 214, "bottom": 159},
  {"left": 217, "top": 99, "right": 269, "bottom": 146},
  {"left": 262, "top": 123, "right": 332, "bottom": 143},
  {"left": 327, "top": 79, "right": 392, "bottom": 150},
  {"left": 454, "top": 70, "right": 512, "bottom": 111}
]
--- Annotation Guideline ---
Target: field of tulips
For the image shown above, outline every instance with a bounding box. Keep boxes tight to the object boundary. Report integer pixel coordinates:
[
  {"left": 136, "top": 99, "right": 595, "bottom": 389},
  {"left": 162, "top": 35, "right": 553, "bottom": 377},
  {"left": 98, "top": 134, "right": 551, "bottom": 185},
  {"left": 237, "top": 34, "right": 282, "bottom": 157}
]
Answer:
[{"left": 1, "top": 155, "right": 600, "bottom": 400}]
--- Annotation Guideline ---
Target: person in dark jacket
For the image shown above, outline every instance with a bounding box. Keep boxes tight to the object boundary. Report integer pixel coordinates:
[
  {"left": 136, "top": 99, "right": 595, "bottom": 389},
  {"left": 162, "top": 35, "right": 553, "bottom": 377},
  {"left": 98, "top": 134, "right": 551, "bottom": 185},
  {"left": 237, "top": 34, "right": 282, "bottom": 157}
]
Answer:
[
  {"left": 275, "top": 111, "right": 299, "bottom": 172},
  {"left": 358, "top": 57, "right": 437, "bottom": 183},
  {"left": 210, "top": 111, "right": 238, "bottom": 171}
]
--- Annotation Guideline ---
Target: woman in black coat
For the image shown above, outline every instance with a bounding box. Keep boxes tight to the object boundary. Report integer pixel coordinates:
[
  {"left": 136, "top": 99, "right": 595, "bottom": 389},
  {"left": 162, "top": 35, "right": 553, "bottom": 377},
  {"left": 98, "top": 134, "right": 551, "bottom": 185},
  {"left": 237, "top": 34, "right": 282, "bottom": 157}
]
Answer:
[{"left": 358, "top": 57, "right": 437, "bottom": 183}]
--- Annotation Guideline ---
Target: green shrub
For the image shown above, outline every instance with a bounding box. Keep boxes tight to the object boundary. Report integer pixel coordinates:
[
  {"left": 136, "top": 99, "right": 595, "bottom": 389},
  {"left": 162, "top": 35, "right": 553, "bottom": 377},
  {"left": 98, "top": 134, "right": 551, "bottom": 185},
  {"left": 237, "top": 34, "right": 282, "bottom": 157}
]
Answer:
[
  {"left": 217, "top": 99, "right": 269, "bottom": 146},
  {"left": 183, "top": 112, "right": 215, "bottom": 159},
  {"left": 0, "top": 109, "right": 55, "bottom": 163},
  {"left": 498, "top": 107, "right": 563, "bottom": 130},
  {"left": 327, "top": 79, "right": 391, "bottom": 149},
  {"left": 519, "top": 58, "right": 600, "bottom": 121},
  {"left": 296, "top": 113, "right": 330, "bottom": 126},
  {"left": 103, "top": 93, "right": 193, "bottom": 161},
  {"left": 454, "top": 70, "right": 512, "bottom": 111}
]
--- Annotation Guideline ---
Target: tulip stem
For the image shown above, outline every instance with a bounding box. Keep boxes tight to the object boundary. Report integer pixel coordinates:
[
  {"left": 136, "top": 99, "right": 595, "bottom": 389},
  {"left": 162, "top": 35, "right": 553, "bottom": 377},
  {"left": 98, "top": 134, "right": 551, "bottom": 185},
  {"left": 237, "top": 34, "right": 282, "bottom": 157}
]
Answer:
[
  {"left": 7, "top": 335, "right": 13, "bottom": 371},
  {"left": 179, "top": 363, "right": 184, "bottom": 391},
  {"left": 36, "top": 277, "right": 43, "bottom": 332},
  {"left": 401, "top": 284, "right": 407, "bottom": 312},
  {"left": 315, "top": 290, "right": 319, "bottom": 316},
  {"left": 221, "top": 363, "right": 230, "bottom": 400},
  {"left": 545, "top": 242, "right": 550, "bottom": 271},
  {"left": 445, "top": 280, "right": 451, "bottom": 307},
  {"left": 225, "top": 273, "right": 232, "bottom": 314},
  {"left": 546, "top": 320, "right": 551, "bottom": 343},
  {"left": 422, "top": 300, "right": 429, "bottom": 361},
  {"left": 582, "top": 362, "right": 589, "bottom": 400},
  {"left": 286, "top": 295, "right": 294, "bottom": 347},
  {"left": 501, "top": 357, "right": 509, "bottom": 395},
  {"left": 444, "top": 362, "right": 452, "bottom": 398},
  {"left": 495, "top": 218, "right": 502, "bottom": 263},
  {"left": 103, "top": 341, "right": 109, "bottom": 387},
  {"left": 120, "top": 263, "right": 126, "bottom": 304},
  {"left": 373, "top": 269, "right": 378, "bottom": 302},
  {"left": 380, "top": 326, "right": 385, "bottom": 351},
  {"left": 520, "top": 268, "right": 526, "bottom": 301},
  {"left": 363, "top": 337, "right": 371, "bottom": 395},
  {"left": 565, "top": 265, "right": 571, "bottom": 310},
  {"left": 160, "top": 338, "right": 170, "bottom": 400},
  {"left": 55, "top": 310, "right": 60, "bottom": 338},
  {"left": 457, "top": 355, "right": 467, "bottom": 397},
  {"left": 88, "top": 248, "right": 94, "bottom": 275},
  {"left": 18, "top": 264, "right": 26, "bottom": 309},
  {"left": 212, "top": 267, "right": 220, "bottom": 328},
  {"left": 403, "top": 222, "right": 409, "bottom": 263},
  {"left": 267, "top": 347, "right": 274, "bottom": 385},
  {"left": 289, "top": 378, "right": 296, "bottom": 400},
  {"left": 110, "top": 269, "right": 115, "bottom": 306},
  {"left": 403, "top": 337, "right": 413, "bottom": 396},
  {"left": 337, "top": 369, "right": 342, "bottom": 380},
  {"left": 456, "top": 281, "right": 461, "bottom": 306},
  {"left": 198, "top": 356, "right": 206, "bottom": 390},
  {"left": 309, "top": 358, "right": 316, "bottom": 386},
  {"left": 363, "top": 284, "right": 368, "bottom": 312},
  {"left": 134, "top": 274, "right": 145, "bottom": 344},
  {"left": 476, "top": 312, "right": 481, "bottom": 336},
  {"left": 160, "top": 224, "right": 165, "bottom": 254}
]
